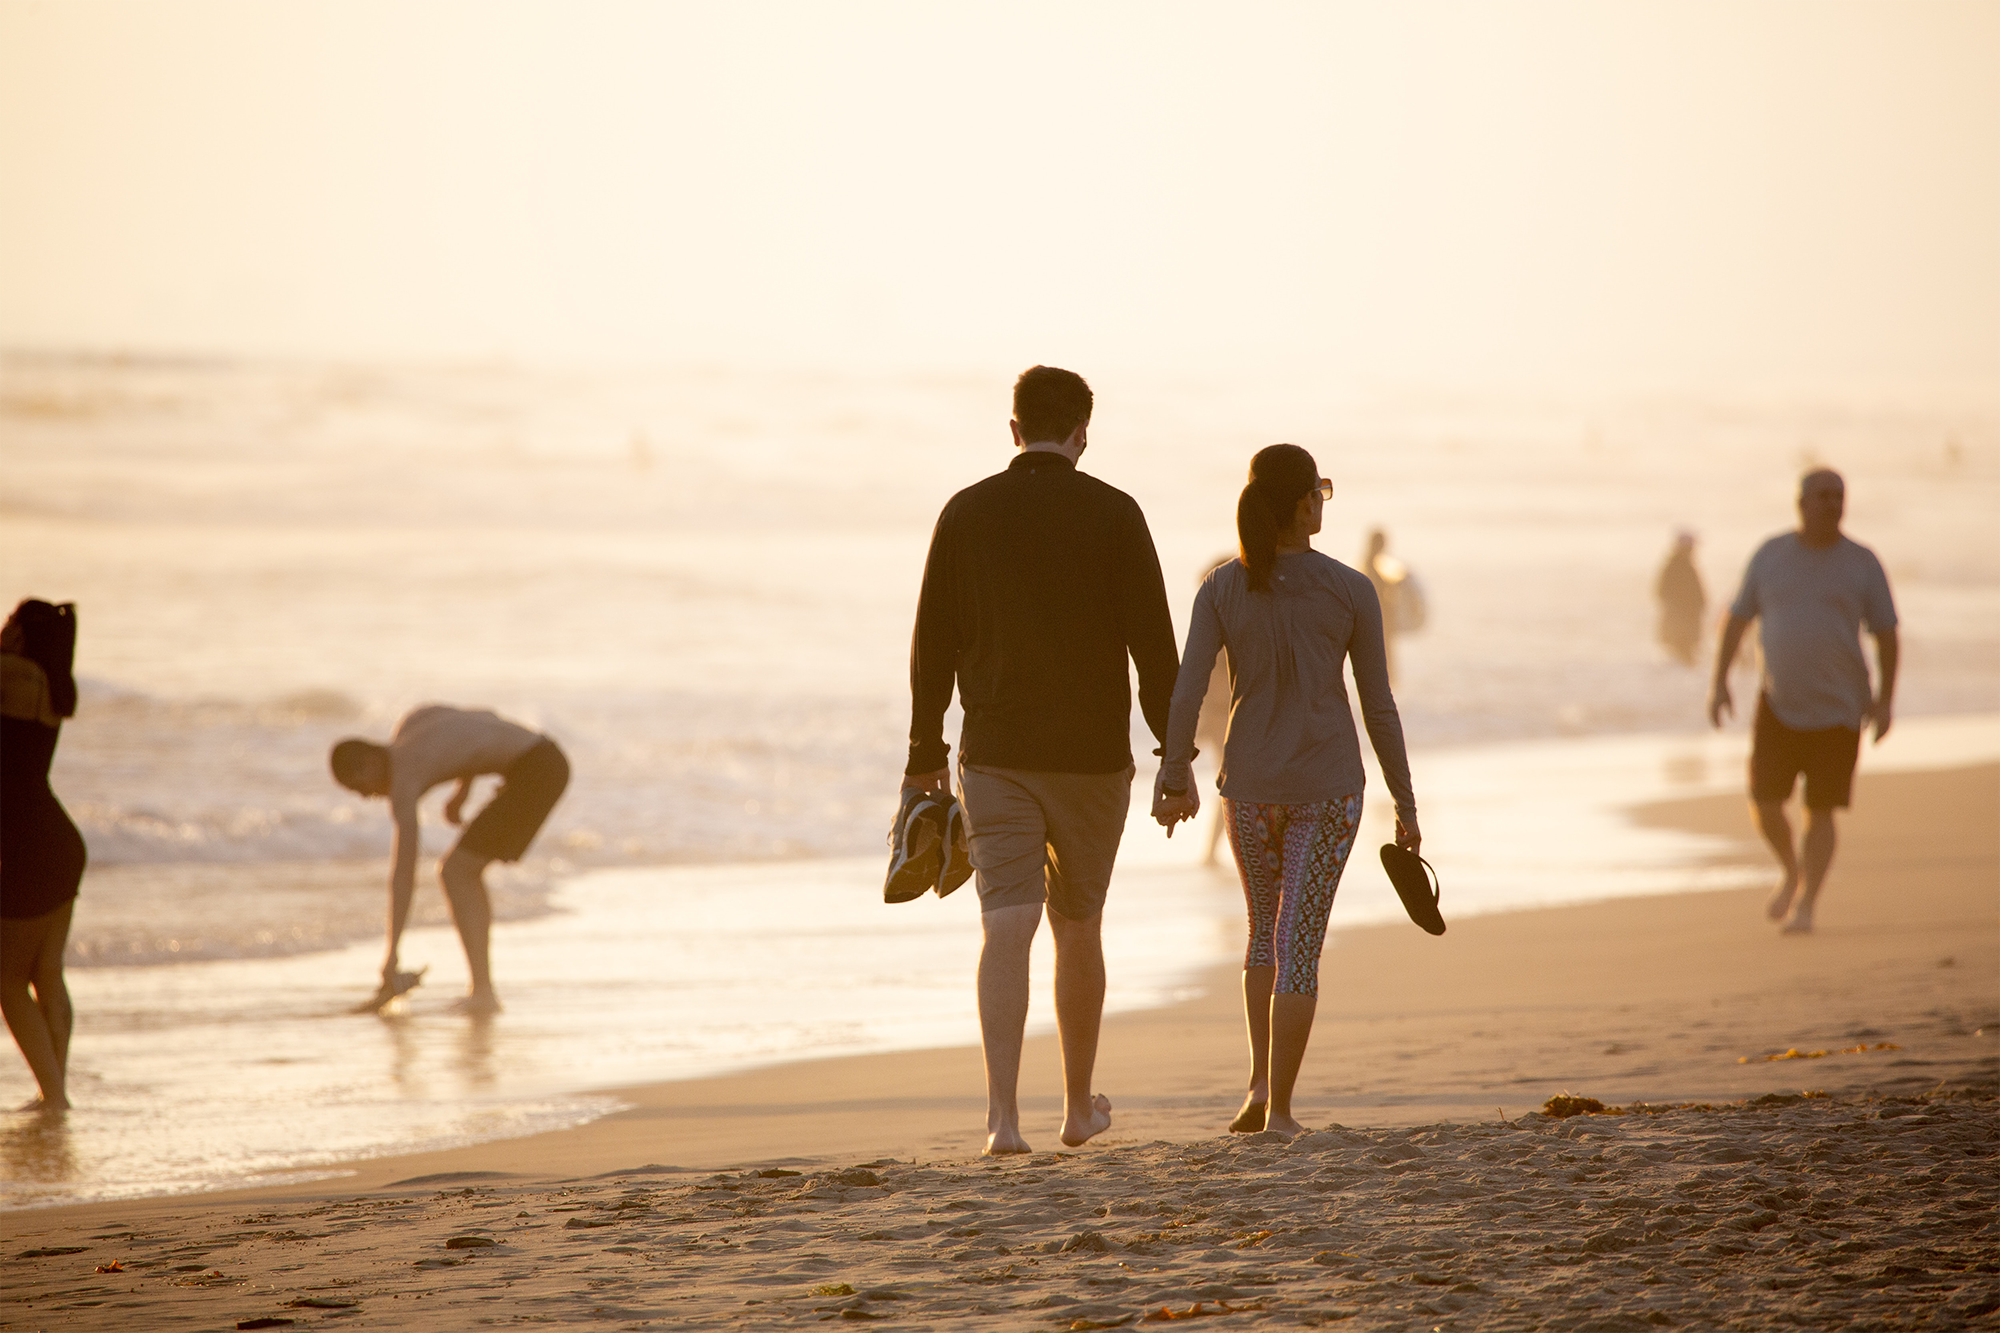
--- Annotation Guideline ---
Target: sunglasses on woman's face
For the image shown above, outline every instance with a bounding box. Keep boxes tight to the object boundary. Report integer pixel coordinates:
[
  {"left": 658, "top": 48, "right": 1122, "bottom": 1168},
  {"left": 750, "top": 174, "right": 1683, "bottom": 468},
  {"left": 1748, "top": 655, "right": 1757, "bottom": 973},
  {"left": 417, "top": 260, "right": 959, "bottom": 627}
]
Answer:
[{"left": 1312, "top": 480, "right": 1333, "bottom": 500}]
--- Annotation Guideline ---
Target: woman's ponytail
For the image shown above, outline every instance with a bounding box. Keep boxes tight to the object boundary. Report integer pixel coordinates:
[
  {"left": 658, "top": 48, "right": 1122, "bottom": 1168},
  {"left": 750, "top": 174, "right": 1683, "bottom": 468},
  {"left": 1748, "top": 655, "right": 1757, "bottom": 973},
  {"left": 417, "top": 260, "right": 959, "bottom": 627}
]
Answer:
[{"left": 1236, "top": 444, "right": 1318, "bottom": 593}]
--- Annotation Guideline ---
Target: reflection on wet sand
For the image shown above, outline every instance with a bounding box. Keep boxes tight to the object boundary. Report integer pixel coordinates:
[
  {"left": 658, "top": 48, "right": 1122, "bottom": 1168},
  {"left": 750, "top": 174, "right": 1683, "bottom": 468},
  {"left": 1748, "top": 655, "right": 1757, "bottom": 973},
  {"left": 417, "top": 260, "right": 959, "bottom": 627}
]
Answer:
[{"left": 3, "top": 1110, "right": 76, "bottom": 1186}]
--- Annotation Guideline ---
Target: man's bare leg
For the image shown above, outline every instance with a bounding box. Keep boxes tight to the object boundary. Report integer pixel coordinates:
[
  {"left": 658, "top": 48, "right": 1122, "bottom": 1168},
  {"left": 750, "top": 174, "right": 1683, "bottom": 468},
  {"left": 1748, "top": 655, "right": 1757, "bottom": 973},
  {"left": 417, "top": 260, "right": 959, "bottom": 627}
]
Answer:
[
  {"left": 1048, "top": 905, "right": 1112, "bottom": 1147},
  {"left": 1265, "top": 992, "right": 1318, "bottom": 1138},
  {"left": 978, "top": 903, "right": 1041, "bottom": 1154},
  {"left": 440, "top": 849, "right": 501, "bottom": 1013},
  {"left": 1753, "top": 800, "right": 1801, "bottom": 921},
  {"left": 1232, "top": 964, "right": 1275, "bottom": 1132},
  {"left": 1784, "top": 808, "right": 1838, "bottom": 934}
]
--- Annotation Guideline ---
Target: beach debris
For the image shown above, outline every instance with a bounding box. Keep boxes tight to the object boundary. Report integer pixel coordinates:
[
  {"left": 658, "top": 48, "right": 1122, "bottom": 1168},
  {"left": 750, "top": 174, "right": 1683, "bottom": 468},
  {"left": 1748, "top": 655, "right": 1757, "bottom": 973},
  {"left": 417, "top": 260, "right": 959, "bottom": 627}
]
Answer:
[
  {"left": 564, "top": 1217, "right": 617, "bottom": 1229},
  {"left": 831, "top": 1168, "right": 882, "bottom": 1187},
  {"left": 1233, "top": 1230, "right": 1274, "bottom": 1248},
  {"left": 94, "top": 1261, "right": 125, "bottom": 1272},
  {"left": 1542, "top": 1095, "right": 1608, "bottom": 1119},
  {"left": 236, "top": 1320, "right": 296, "bottom": 1330},
  {"left": 1143, "top": 1299, "right": 1265, "bottom": 1321},
  {"left": 444, "top": 1235, "right": 497, "bottom": 1248},
  {"left": 1739, "top": 1043, "right": 1900, "bottom": 1064},
  {"left": 754, "top": 1168, "right": 804, "bottom": 1178},
  {"left": 13, "top": 1246, "right": 89, "bottom": 1259},
  {"left": 813, "top": 1283, "right": 855, "bottom": 1297},
  {"left": 285, "top": 1297, "right": 357, "bottom": 1308},
  {"left": 1062, "top": 1230, "right": 1111, "bottom": 1254}
]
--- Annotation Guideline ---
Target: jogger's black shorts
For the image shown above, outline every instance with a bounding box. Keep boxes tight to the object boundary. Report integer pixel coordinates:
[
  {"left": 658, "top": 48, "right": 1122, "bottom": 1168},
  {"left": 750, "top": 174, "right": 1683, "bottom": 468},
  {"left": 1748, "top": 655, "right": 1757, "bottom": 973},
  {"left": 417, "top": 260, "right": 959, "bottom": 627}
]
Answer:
[
  {"left": 1750, "top": 694, "right": 1859, "bottom": 810},
  {"left": 456, "top": 738, "right": 569, "bottom": 862}
]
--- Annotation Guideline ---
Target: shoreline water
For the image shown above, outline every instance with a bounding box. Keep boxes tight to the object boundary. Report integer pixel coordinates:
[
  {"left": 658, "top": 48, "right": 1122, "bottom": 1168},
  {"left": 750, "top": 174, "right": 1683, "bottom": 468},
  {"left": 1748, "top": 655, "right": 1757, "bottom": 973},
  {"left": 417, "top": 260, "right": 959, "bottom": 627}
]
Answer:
[{"left": 4, "top": 723, "right": 1994, "bottom": 1212}]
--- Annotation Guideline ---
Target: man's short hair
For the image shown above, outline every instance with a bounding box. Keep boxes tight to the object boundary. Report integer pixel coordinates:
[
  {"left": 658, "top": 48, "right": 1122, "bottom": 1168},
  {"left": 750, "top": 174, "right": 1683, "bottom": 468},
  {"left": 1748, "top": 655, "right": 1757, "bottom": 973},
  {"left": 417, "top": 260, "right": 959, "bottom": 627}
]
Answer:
[
  {"left": 1013, "top": 366, "right": 1093, "bottom": 445},
  {"left": 330, "top": 738, "right": 386, "bottom": 791},
  {"left": 1800, "top": 467, "right": 1844, "bottom": 493}
]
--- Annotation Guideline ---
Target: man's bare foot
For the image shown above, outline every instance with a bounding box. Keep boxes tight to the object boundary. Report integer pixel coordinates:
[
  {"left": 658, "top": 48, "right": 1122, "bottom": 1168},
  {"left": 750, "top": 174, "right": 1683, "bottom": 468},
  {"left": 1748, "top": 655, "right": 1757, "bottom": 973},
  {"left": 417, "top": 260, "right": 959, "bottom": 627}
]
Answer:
[
  {"left": 984, "top": 1125, "right": 1031, "bottom": 1155},
  {"left": 1059, "top": 1093, "right": 1113, "bottom": 1148},
  {"left": 451, "top": 991, "right": 503, "bottom": 1015},
  {"left": 13, "top": 1095, "right": 67, "bottom": 1113},
  {"left": 1264, "top": 1111, "right": 1308, "bottom": 1139},
  {"left": 1229, "top": 1093, "right": 1267, "bottom": 1133},
  {"left": 1781, "top": 906, "right": 1815, "bottom": 935},
  {"left": 1765, "top": 868, "right": 1800, "bottom": 921}
]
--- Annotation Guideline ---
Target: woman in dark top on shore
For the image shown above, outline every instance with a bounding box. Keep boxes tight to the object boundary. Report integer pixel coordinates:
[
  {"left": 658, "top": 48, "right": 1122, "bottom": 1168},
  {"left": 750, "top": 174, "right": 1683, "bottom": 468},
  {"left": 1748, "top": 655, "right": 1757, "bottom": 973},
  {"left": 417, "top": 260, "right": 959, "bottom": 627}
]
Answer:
[
  {"left": 1154, "top": 446, "right": 1421, "bottom": 1138},
  {"left": 1, "top": 599, "right": 85, "bottom": 1111}
]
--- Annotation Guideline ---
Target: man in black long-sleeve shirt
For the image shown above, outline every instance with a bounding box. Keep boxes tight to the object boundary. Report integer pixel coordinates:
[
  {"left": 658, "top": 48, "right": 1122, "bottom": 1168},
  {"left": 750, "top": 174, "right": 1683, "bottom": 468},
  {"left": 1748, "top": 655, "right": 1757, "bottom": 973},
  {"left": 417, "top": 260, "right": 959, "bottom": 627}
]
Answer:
[{"left": 903, "top": 365, "right": 1180, "bottom": 1155}]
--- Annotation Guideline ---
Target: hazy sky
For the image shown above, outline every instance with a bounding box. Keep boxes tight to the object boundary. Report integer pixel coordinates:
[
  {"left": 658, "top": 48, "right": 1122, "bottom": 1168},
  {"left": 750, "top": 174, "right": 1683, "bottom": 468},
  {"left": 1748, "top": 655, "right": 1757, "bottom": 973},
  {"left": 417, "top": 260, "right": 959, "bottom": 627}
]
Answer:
[{"left": 3, "top": 0, "right": 1996, "bottom": 393}]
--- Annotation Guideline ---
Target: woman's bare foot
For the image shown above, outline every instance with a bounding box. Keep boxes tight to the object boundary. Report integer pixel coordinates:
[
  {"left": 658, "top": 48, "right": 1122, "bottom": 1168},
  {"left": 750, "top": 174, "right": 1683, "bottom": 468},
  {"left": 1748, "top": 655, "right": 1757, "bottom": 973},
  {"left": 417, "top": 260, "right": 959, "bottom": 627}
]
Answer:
[
  {"left": 1059, "top": 1093, "right": 1113, "bottom": 1148},
  {"left": 1780, "top": 905, "right": 1815, "bottom": 935},
  {"left": 14, "top": 1094, "right": 67, "bottom": 1113},
  {"left": 1765, "top": 869, "right": 1800, "bottom": 921},
  {"left": 984, "top": 1125, "right": 1031, "bottom": 1155},
  {"left": 452, "top": 990, "right": 503, "bottom": 1015},
  {"left": 1229, "top": 1093, "right": 1268, "bottom": 1133},
  {"left": 1263, "top": 1111, "right": 1308, "bottom": 1139}
]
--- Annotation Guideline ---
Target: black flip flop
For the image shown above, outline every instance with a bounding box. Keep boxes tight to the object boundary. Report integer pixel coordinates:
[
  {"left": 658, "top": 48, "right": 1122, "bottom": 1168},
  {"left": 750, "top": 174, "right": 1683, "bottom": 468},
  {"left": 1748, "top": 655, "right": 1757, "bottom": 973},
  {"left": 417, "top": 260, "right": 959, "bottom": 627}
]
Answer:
[{"left": 1380, "top": 844, "right": 1446, "bottom": 936}]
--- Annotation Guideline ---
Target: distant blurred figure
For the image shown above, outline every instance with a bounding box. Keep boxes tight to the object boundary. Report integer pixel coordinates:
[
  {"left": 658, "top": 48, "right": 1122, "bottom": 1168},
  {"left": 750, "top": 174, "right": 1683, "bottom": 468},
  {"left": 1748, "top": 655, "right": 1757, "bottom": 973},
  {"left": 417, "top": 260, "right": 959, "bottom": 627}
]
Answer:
[
  {"left": 1709, "top": 470, "right": 1898, "bottom": 935},
  {"left": 1, "top": 599, "right": 85, "bottom": 1112},
  {"left": 1361, "top": 529, "right": 1424, "bottom": 683},
  {"left": 331, "top": 706, "right": 570, "bottom": 1014},
  {"left": 1195, "top": 555, "right": 1235, "bottom": 866},
  {"left": 1654, "top": 529, "right": 1707, "bottom": 666}
]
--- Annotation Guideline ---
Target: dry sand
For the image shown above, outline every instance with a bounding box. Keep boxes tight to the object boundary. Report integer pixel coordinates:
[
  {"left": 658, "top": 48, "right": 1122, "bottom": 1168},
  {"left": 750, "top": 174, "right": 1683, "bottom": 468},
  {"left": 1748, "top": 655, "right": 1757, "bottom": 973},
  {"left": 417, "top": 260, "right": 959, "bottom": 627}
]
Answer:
[{"left": 4, "top": 763, "right": 1994, "bottom": 1330}]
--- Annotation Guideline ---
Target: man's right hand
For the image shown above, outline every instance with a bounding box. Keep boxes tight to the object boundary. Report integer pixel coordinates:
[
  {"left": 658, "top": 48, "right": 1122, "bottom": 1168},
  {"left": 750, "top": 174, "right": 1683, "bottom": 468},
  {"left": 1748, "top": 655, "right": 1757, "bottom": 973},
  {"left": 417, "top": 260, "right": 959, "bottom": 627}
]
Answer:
[
  {"left": 1707, "top": 679, "right": 1733, "bottom": 729},
  {"left": 902, "top": 768, "right": 950, "bottom": 794}
]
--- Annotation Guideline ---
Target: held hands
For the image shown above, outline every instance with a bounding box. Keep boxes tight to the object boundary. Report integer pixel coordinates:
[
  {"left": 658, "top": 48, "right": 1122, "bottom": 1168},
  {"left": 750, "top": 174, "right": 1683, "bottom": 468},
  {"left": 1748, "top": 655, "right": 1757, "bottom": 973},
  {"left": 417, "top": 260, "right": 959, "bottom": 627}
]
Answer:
[
  {"left": 902, "top": 768, "right": 950, "bottom": 794},
  {"left": 1152, "top": 768, "right": 1199, "bottom": 836}
]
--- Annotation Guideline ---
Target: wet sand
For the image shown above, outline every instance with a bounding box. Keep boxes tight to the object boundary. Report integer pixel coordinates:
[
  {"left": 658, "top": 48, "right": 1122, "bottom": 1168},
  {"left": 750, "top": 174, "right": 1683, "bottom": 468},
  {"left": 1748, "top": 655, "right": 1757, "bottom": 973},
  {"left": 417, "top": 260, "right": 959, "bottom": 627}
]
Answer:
[{"left": 4, "top": 763, "right": 1994, "bottom": 1329}]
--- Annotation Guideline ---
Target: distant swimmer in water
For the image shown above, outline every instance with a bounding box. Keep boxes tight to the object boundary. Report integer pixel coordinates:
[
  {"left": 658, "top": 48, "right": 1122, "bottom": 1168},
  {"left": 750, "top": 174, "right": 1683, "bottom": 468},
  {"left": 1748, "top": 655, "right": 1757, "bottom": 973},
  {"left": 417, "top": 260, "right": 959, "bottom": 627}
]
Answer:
[
  {"left": 330, "top": 706, "right": 570, "bottom": 1013},
  {"left": 1360, "top": 529, "right": 1424, "bottom": 685},
  {"left": 1655, "top": 529, "right": 1707, "bottom": 666},
  {"left": 1, "top": 600, "right": 85, "bottom": 1112}
]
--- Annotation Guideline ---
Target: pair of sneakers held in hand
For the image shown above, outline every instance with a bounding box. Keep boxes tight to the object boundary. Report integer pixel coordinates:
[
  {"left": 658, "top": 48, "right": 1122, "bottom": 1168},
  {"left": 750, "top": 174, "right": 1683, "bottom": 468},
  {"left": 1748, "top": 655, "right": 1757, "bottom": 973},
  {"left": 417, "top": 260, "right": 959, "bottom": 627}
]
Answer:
[{"left": 884, "top": 787, "right": 973, "bottom": 903}]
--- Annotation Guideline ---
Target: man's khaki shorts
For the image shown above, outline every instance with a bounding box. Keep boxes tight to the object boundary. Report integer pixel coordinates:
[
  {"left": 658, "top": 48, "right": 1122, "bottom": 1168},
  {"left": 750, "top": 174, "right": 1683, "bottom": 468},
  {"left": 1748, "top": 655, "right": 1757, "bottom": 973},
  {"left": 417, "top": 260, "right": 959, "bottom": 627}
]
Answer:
[{"left": 955, "top": 761, "right": 1135, "bottom": 919}]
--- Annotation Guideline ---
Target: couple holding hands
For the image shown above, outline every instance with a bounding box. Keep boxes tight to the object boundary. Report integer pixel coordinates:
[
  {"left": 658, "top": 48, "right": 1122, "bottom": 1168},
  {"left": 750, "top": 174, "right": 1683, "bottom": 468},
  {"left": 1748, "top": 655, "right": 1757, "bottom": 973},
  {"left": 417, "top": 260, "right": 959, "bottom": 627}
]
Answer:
[{"left": 900, "top": 365, "right": 1421, "bottom": 1155}]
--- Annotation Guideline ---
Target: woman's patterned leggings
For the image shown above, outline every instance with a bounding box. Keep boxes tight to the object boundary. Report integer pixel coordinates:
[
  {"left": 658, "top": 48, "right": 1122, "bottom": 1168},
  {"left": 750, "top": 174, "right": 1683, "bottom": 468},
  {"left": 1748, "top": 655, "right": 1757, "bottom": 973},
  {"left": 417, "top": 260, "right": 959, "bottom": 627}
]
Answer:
[{"left": 1223, "top": 793, "right": 1364, "bottom": 997}]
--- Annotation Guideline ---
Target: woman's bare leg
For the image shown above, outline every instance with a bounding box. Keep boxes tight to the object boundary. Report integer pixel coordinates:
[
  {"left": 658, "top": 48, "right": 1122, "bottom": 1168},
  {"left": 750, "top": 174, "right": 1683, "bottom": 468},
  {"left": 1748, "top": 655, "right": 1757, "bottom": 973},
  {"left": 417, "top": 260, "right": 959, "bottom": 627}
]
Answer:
[
  {"left": 1, "top": 902, "right": 73, "bottom": 1110},
  {"left": 34, "top": 901, "right": 72, "bottom": 1081},
  {"left": 1265, "top": 992, "right": 1318, "bottom": 1137},
  {"left": 1233, "top": 964, "right": 1275, "bottom": 1130}
]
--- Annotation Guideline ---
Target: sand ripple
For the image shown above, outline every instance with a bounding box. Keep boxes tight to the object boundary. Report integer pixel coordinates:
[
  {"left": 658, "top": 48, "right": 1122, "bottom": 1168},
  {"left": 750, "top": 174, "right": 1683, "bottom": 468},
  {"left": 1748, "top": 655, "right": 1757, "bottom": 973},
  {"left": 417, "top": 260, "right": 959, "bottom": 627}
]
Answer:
[{"left": 7, "top": 1090, "right": 1995, "bottom": 1330}]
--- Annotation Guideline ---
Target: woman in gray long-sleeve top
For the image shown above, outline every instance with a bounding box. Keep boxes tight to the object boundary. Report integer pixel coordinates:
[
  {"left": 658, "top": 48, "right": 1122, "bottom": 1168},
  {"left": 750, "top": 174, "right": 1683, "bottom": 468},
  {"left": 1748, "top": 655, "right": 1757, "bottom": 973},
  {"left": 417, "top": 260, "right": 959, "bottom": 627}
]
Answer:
[{"left": 1153, "top": 444, "right": 1422, "bottom": 1139}]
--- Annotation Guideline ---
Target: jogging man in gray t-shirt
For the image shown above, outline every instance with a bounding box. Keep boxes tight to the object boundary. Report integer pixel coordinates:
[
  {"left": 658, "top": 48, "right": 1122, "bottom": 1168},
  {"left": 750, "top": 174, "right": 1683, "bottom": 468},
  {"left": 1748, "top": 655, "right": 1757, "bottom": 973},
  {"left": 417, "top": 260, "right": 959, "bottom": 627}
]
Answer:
[{"left": 1708, "top": 469, "right": 1899, "bottom": 934}]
